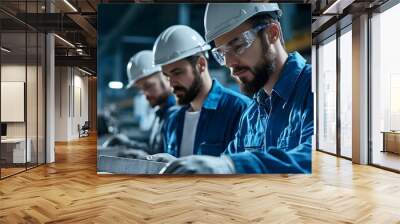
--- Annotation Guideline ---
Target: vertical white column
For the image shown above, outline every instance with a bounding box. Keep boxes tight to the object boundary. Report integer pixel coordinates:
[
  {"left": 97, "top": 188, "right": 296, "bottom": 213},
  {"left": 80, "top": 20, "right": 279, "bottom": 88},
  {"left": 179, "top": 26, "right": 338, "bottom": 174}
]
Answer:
[
  {"left": 352, "top": 14, "right": 369, "bottom": 164},
  {"left": 46, "top": 1, "right": 55, "bottom": 163}
]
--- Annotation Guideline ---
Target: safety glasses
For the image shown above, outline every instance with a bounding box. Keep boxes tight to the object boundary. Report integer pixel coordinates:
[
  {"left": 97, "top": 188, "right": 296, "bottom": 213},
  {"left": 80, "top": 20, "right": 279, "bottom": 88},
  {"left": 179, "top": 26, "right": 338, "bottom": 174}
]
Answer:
[{"left": 211, "top": 24, "right": 268, "bottom": 66}]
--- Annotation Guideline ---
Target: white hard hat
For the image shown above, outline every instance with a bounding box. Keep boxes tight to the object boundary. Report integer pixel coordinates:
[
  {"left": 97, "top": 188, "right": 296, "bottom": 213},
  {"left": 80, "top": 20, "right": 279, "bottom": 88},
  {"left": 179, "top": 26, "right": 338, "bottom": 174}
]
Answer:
[
  {"left": 153, "top": 25, "right": 211, "bottom": 66},
  {"left": 126, "top": 50, "right": 161, "bottom": 89},
  {"left": 204, "top": 3, "right": 282, "bottom": 43}
]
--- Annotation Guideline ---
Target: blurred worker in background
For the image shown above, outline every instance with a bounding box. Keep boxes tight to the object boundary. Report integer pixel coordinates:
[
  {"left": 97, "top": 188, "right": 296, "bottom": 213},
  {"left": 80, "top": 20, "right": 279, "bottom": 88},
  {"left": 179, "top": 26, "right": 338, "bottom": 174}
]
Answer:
[
  {"left": 162, "top": 3, "right": 313, "bottom": 174},
  {"left": 149, "top": 25, "right": 250, "bottom": 163},
  {"left": 104, "top": 50, "right": 178, "bottom": 157}
]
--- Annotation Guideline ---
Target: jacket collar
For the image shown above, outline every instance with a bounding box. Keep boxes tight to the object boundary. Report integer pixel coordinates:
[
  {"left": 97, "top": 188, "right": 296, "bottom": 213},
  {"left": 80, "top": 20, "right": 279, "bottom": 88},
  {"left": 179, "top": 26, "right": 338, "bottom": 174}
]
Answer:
[
  {"left": 182, "top": 79, "right": 224, "bottom": 111},
  {"left": 155, "top": 94, "right": 176, "bottom": 117},
  {"left": 256, "top": 52, "right": 306, "bottom": 105},
  {"left": 202, "top": 79, "right": 224, "bottom": 110}
]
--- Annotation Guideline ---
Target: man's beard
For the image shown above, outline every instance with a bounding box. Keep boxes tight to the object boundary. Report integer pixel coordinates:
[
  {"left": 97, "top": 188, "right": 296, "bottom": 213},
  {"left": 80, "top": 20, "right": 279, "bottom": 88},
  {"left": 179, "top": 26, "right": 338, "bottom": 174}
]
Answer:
[
  {"left": 174, "top": 69, "right": 202, "bottom": 105},
  {"left": 150, "top": 92, "right": 170, "bottom": 107},
  {"left": 239, "top": 41, "right": 276, "bottom": 96},
  {"left": 148, "top": 81, "right": 170, "bottom": 107}
]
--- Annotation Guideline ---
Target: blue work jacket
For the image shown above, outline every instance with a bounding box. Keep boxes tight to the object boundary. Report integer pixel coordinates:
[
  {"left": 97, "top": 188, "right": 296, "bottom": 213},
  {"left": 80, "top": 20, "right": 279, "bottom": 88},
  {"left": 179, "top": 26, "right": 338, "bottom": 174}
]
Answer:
[
  {"left": 163, "top": 79, "right": 250, "bottom": 157},
  {"left": 225, "top": 52, "right": 314, "bottom": 174},
  {"left": 147, "top": 94, "right": 179, "bottom": 154}
]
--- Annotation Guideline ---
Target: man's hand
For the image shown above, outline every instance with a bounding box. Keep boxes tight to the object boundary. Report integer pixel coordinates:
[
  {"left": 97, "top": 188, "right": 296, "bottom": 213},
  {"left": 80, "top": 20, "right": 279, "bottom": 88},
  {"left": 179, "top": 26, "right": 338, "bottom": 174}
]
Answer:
[
  {"left": 118, "top": 149, "right": 149, "bottom": 160},
  {"left": 103, "top": 134, "right": 130, "bottom": 147},
  {"left": 146, "top": 153, "right": 177, "bottom": 163},
  {"left": 160, "top": 155, "right": 235, "bottom": 174},
  {"left": 103, "top": 134, "right": 147, "bottom": 149}
]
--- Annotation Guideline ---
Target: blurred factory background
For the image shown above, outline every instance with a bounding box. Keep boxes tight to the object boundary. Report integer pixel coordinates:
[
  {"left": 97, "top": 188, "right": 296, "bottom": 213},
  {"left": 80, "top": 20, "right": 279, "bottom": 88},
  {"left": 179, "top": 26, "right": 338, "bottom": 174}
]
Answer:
[{"left": 97, "top": 4, "right": 311, "bottom": 144}]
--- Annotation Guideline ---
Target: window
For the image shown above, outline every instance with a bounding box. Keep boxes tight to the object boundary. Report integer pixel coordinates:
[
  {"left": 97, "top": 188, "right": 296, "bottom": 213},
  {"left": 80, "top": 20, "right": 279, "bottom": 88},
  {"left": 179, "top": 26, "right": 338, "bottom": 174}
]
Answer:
[
  {"left": 339, "top": 28, "right": 352, "bottom": 158},
  {"left": 0, "top": 1, "right": 47, "bottom": 179},
  {"left": 317, "top": 36, "right": 337, "bottom": 154},
  {"left": 370, "top": 3, "right": 400, "bottom": 171}
]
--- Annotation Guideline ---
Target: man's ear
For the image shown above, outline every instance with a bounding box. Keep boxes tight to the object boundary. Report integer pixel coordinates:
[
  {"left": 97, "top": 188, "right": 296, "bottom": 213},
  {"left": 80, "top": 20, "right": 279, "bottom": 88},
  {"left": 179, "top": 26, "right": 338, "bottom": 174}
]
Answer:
[
  {"left": 268, "top": 23, "right": 280, "bottom": 44},
  {"left": 197, "top": 56, "right": 207, "bottom": 73}
]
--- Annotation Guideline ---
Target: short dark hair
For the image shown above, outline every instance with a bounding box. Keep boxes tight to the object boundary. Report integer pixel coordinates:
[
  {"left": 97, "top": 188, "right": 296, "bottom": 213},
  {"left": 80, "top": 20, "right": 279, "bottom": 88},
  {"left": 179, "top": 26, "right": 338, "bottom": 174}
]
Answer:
[
  {"left": 185, "top": 52, "right": 208, "bottom": 69},
  {"left": 247, "top": 13, "right": 285, "bottom": 47}
]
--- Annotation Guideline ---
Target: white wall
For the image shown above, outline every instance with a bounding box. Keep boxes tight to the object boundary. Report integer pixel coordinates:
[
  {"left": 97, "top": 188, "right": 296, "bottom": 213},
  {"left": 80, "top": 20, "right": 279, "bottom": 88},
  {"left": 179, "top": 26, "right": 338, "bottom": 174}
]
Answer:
[
  {"left": 55, "top": 67, "right": 89, "bottom": 141},
  {"left": 55, "top": 67, "right": 68, "bottom": 141},
  {"left": 1, "top": 63, "right": 46, "bottom": 164},
  {"left": 1, "top": 65, "right": 32, "bottom": 138},
  {"left": 1, "top": 65, "right": 26, "bottom": 135}
]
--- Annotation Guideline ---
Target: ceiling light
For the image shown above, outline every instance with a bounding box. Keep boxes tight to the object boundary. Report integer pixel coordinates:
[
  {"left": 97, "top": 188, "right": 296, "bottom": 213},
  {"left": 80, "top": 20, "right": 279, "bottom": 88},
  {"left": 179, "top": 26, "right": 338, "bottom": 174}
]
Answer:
[
  {"left": 54, "top": 34, "right": 75, "bottom": 48},
  {"left": 108, "top": 81, "right": 123, "bottom": 89},
  {"left": 78, "top": 67, "right": 92, "bottom": 76},
  {"left": 63, "top": 0, "right": 78, "bottom": 12},
  {"left": 1, "top": 47, "right": 11, "bottom": 53},
  {"left": 323, "top": 0, "right": 342, "bottom": 15}
]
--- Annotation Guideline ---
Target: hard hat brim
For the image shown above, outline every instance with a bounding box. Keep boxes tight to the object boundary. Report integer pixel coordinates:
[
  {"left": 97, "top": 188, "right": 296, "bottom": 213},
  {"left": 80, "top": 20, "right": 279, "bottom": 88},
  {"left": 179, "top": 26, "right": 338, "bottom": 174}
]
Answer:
[
  {"left": 154, "top": 45, "right": 211, "bottom": 67},
  {"left": 125, "top": 80, "right": 135, "bottom": 89},
  {"left": 204, "top": 3, "right": 282, "bottom": 43},
  {"left": 125, "top": 70, "right": 161, "bottom": 89}
]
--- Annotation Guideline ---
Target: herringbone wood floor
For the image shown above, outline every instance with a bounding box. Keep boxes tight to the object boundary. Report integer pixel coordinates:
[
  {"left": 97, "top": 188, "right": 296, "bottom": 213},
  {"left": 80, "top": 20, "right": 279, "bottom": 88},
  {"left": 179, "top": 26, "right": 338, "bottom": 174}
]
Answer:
[{"left": 1, "top": 135, "right": 400, "bottom": 223}]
